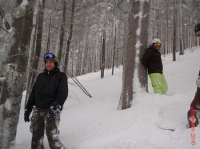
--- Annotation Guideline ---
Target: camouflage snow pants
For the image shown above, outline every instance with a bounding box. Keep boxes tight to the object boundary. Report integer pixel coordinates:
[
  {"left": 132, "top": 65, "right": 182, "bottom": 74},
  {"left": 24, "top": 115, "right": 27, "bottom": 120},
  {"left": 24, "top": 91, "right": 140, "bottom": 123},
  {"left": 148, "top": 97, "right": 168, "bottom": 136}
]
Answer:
[{"left": 30, "top": 108, "right": 66, "bottom": 149}]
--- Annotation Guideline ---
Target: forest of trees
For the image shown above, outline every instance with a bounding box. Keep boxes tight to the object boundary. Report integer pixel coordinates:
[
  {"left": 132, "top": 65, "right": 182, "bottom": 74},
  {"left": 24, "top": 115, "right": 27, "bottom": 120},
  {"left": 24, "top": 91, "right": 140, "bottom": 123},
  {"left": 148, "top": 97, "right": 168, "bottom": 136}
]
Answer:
[{"left": 0, "top": 0, "right": 200, "bottom": 148}]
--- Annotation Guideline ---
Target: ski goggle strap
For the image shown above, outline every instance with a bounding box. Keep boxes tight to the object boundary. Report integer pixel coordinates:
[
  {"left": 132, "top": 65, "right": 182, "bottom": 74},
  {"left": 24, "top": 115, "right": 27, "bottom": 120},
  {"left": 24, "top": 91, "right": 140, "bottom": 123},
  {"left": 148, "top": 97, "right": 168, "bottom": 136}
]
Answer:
[{"left": 44, "top": 53, "right": 59, "bottom": 63}]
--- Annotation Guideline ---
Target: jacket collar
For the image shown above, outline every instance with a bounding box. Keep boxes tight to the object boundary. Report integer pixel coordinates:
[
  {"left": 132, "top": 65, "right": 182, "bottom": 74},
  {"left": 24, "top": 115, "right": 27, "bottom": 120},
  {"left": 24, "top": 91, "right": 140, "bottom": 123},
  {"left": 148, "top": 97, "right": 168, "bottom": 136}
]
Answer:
[{"left": 44, "top": 67, "right": 60, "bottom": 74}]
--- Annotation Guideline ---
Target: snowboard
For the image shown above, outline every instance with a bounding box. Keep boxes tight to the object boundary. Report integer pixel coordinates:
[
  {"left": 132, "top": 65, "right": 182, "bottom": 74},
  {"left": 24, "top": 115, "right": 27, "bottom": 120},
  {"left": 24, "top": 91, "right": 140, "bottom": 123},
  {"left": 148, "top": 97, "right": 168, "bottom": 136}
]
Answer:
[{"left": 157, "top": 106, "right": 187, "bottom": 132}]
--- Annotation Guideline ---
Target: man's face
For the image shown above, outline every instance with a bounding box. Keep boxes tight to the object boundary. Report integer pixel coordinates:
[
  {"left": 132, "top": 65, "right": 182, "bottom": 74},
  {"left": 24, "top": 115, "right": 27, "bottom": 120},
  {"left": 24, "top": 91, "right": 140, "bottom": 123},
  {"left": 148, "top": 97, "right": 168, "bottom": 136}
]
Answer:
[
  {"left": 153, "top": 42, "right": 161, "bottom": 50},
  {"left": 45, "top": 59, "right": 55, "bottom": 71}
]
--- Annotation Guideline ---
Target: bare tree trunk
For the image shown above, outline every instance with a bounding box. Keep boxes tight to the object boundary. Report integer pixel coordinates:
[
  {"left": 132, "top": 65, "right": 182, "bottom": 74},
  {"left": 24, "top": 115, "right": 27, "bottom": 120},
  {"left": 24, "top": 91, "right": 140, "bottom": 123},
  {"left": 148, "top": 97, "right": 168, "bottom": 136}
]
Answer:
[
  {"left": 118, "top": 0, "right": 150, "bottom": 110},
  {"left": 76, "top": 38, "right": 82, "bottom": 76},
  {"left": 0, "top": 6, "right": 11, "bottom": 30},
  {"left": 173, "top": 0, "right": 177, "bottom": 61},
  {"left": 64, "top": 0, "right": 75, "bottom": 72},
  {"left": 166, "top": 0, "right": 169, "bottom": 55},
  {"left": 112, "top": 24, "right": 116, "bottom": 75},
  {"left": 46, "top": 16, "right": 52, "bottom": 53},
  {"left": 138, "top": 1, "right": 150, "bottom": 90},
  {"left": 94, "top": 36, "right": 99, "bottom": 72},
  {"left": 26, "top": 0, "right": 45, "bottom": 103},
  {"left": 0, "top": 0, "right": 35, "bottom": 148},
  {"left": 57, "top": 0, "right": 66, "bottom": 64},
  {"left": 81, "top": 18, "right": 88, "bottom": 75},
  {"left": 179, "top": 0, "right": 184, "bottom": 55},
  {"left": 25, "top": 13, "right": 39, "bottom": 105},
  {"left": 101, "top": 28, "right": 106, "bottom": 78}
]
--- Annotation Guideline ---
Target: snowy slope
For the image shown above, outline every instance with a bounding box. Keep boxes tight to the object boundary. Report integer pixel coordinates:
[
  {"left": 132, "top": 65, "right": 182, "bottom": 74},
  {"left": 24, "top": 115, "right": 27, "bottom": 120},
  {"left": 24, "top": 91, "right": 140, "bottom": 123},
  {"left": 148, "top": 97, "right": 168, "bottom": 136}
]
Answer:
[{"left": 13, "top": 47, "right": 200, "bottom": 149}]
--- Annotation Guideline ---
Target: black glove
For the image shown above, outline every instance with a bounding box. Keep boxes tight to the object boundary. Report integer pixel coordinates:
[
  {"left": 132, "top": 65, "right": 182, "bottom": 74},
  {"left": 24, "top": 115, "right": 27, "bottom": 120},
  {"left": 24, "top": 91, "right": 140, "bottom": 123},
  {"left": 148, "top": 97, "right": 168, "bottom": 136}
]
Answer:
[
  {"left": 24, "top": 109, "right": 31, "bottom": 122},
  {"left": 187, "top": 107, "right": 199, "bottom": 128},
  {"left": 46, "top": 102, "right": 62, "bottom": 122}
]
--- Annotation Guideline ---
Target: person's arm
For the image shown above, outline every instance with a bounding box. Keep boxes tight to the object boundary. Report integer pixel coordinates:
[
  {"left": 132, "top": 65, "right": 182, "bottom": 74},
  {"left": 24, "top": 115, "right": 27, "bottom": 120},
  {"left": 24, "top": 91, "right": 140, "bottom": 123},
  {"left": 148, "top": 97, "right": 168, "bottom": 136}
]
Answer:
[
  {"left": 142, "top": 48, "right": 152, "bottom": 67},
  {"left": 25, "top": 83, "right": 36, "bottom": 111},
  {"left": 55, "top": 73, "right": 68, "bottom": 107},
  {"left": 24, "top": 83, "right": 36, "bottom": 122}
]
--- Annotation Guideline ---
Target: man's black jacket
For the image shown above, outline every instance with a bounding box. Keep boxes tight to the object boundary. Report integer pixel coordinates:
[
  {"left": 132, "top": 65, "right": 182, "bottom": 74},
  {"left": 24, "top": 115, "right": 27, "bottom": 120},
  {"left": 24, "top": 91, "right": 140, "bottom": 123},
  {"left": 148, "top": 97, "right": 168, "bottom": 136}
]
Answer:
[
  {"left": 26, "top": 67, "right": 68, "bottom": 111},
  {"left": 142, "top": 46, "right": 163, "bottom": 74}
]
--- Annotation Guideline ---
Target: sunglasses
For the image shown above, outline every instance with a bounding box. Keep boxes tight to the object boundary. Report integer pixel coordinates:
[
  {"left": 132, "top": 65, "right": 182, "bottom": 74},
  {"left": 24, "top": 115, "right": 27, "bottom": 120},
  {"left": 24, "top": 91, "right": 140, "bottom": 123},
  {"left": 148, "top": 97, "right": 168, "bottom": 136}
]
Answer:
[
  {"left": 154, "top": 43, "right": 161, "bottom": 47},
  {"left": 195, "top": 31, "right": 200, "bottom": 37}
]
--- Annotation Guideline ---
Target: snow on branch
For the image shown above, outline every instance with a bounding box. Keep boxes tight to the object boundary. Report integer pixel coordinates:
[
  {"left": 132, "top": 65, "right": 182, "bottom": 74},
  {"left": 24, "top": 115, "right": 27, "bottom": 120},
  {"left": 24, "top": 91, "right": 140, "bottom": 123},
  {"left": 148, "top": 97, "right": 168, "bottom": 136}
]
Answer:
[
  {"left": 21, "top": 0, "right": 29, "bottom": 7},
  {"left": 15, "top": 0, "right": 29, "bottom": 19},
  {"left": 0, "top": 77, "right": 6, "bottom": 82}
]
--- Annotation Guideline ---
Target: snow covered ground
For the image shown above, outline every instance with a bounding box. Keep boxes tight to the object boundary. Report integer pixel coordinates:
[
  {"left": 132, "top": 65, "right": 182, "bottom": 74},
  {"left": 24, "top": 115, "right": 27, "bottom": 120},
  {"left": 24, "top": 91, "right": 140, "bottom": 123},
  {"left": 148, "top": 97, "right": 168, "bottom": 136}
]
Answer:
[{"left": 13, "top": 47, "right": 200, "bottom": 149}]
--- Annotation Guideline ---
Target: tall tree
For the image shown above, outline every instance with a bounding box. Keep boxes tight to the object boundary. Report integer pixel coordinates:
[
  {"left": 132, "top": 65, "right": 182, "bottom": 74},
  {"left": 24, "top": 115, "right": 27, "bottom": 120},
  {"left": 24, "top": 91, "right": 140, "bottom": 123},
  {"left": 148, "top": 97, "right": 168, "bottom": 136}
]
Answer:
[
  {"left": 64, "top": 0, "right": 75, "bottom": 72},
  {"left": 118, "top": 0, "right": 150, "bottom": 110},
  {"left": 0, "top": 0, "right": 35, "bottom": 148},
  {"left": 25, "top": 0, "right": 45, "bottom": 106},
  {"left": 57, "top": 0, "right": 66, "bottom": 64},
  {"left": 179, "top": 0, "right": 184, "bottom": 55},
  {"left": 173, "top": 0, "right": 177, "bottom": 61},
  {"left": 101, "top": 25, "right": 106, "bottom": 78}
]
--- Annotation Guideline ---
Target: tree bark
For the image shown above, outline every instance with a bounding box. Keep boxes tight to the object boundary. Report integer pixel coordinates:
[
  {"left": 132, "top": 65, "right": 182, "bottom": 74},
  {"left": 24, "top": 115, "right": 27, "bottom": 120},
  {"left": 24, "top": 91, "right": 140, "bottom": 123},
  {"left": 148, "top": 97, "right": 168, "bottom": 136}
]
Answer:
[
  {"left": 0, "top": 6, "right": 11, "bottom": 30},
  {"left": 64, "top": 0, "right": 75, "bottom": 72},
  {"left": 46, "top": 16, "right": 52, "bottom": 53},
  {"left": 173, "top": 0, "right": 177, "bottom": 61},
  {"left": 0, "top": 0, "right": 35, "bottom": 148},
  {"left": 57, "top": 0, "right": 66, "bottom": 65},
  {"left": 118, "top": 0, "right": 150, "bottom": 110},
  {"left": 101, "top": 28, "right": 106, "bottom": 78},
  {"left": 25, "top": 0, "right": 45, "bottom": 106},
  {"left": 112, "top": 24, "right": 117, "bottom": 75}
]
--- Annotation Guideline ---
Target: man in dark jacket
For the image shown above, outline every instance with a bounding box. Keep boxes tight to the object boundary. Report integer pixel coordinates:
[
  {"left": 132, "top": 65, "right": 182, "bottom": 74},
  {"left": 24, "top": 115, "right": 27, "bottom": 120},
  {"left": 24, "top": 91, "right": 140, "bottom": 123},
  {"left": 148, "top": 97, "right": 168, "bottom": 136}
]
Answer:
[
  {"left": 24, "top": 53, "right": 68, "bottom": 149},
  {"left": 187, "top": 23, "right": 200, "bottom": 128},
  {"left": 142, "top": 38, "right": 168, "bottom": 94}
]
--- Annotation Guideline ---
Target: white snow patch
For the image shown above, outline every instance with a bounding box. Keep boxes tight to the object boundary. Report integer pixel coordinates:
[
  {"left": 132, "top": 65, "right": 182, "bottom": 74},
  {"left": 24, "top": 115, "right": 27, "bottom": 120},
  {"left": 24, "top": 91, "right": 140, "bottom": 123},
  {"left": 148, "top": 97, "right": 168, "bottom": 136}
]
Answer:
[
  {"left": 4, "top": 99, "right": 12, "bottom": 111},
  {"left": 8, "top": 27, "right": 13, "bottom": 34},
  {"left": 134, "top": 2, "right": 144, "bottom": 94},
  {"left": 136, "top": 28, "right": 141, "bottom": 36},
  {"left": 0, "top": 77, "right": 6, "bottom": 81},
  {"left": 20, "top": 0, "right": 28, "bottom": 8},
  {"left": 135, "top": 41, "right": 141, "bottom": 52},
  {"left": 13, "top": 47, "right": 200, "bottom": 149}
]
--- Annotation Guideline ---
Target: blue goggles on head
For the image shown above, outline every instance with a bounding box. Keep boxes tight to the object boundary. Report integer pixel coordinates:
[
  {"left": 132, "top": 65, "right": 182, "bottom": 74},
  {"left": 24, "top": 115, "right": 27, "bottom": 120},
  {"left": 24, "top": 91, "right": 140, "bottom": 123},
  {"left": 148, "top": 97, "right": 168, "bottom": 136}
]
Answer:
[
  {"left": 44, "top": 53, "right": 54, "bottom": 59},
  {"left": 44, "top": 53, "right": 59, "bottom": 63}
]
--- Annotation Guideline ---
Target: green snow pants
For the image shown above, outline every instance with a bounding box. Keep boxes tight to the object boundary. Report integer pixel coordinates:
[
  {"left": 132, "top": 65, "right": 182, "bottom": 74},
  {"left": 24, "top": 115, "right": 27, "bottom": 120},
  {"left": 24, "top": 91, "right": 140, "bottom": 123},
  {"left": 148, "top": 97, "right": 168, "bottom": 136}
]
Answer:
[{"left": 149, "top": 73, "right": 168, "bottom": 95}]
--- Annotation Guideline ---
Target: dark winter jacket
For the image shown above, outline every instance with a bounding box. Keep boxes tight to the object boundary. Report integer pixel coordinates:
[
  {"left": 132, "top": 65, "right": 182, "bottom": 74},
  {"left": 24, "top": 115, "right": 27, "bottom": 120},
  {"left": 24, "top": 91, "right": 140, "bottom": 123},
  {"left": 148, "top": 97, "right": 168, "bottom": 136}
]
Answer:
[
  {"left": 26, "top": 67, "right": 68, "bottom": 112},
  {"left": 142, "top": 46, "right": 163, "bottom": 74}
]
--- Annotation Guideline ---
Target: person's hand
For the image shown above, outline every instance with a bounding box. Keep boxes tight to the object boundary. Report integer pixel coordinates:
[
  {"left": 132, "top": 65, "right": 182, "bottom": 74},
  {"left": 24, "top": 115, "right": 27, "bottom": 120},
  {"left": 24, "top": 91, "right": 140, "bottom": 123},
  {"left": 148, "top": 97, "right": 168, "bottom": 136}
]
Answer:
[
  {"left": 24, "top": 109, "right": 31, "bottom": 122},
  {"left": 46, "top": 102, "right": 62, "bottom": 122},
  {"left": 196, "top": 76, "right": 200, "bottom": 88}
]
